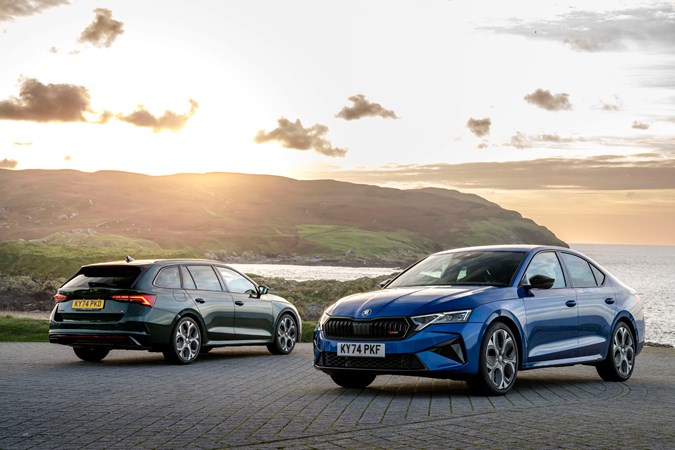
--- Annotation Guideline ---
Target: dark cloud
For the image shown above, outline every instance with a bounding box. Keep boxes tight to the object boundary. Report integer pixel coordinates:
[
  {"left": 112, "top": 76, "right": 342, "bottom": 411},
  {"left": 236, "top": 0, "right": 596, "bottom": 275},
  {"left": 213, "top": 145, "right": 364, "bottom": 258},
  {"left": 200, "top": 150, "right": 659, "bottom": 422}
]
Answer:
[
  {"left": 0, "top": 0, "right": 68, "bottom": 22},
  {"left": 0, "top": 77, "right": 91, "bottom": 122},
  {"left": 466, "top": 117, "right": 491, "bottom": 137},
  {"left": 322, "top": 155, "right": 675, "bottom": 191},
  {"left": 117, "top": 99, "right": 198, "bottom": 132},
  {"left": 483, "top": 4, "right": 675, "bottom": 52},
  {"left": 78, "top": 8, "right": 124, "bottom": 48},
  {"left": 255, "top": 117, "right": 347, "bottom": 157},
  {"left": 335, "top": 94, "right": 399, "bottom": 121},
  {"left": 632, "top": 121, "right": 650, "bottom": 130},
  {"left": 0, "top": 158, "right": 18, "bottom": 169},
  {"left": 524, "top": 89, "right": 572, "bottom": 111}
]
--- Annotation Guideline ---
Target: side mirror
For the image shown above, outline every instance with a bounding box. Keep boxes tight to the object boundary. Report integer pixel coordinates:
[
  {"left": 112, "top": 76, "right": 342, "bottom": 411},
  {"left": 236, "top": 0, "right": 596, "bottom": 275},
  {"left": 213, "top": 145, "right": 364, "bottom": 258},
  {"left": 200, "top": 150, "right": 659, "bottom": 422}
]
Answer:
[
  {"left": 379, "top": 278, "right": 392, "bottom": 289},
  {"left": 256, "top": 285, "right": 269, "bottom": 297},
  {"left": 522, "top": 274, "right": 555, "bottom": 290}
]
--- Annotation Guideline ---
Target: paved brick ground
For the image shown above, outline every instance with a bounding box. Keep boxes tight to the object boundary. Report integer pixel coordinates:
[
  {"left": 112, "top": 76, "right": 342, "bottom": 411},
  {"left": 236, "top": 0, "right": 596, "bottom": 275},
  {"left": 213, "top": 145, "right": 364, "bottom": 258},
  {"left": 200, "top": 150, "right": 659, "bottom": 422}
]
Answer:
[{"left": 0, "top": 343, "right": 673, "bottom": 449}]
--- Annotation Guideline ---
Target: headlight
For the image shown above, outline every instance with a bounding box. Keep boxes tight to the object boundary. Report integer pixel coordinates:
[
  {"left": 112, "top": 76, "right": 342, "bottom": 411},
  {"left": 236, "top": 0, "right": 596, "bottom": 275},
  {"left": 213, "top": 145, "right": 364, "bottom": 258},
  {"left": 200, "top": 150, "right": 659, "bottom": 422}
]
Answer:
[
  {"left": 411, "top": 309, "right": 472, "bottom": 331},
  {"left": 317, "top": 309, "right": 333, "bottom": 330}
]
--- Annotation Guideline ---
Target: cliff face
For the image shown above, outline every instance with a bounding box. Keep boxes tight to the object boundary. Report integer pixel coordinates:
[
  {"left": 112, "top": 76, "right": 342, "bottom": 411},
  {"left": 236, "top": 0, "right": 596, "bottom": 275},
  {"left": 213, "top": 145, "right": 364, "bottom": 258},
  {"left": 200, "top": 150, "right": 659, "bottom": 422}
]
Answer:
[{"left": 0, "top": 169, "right": 566, "bottom": 265}]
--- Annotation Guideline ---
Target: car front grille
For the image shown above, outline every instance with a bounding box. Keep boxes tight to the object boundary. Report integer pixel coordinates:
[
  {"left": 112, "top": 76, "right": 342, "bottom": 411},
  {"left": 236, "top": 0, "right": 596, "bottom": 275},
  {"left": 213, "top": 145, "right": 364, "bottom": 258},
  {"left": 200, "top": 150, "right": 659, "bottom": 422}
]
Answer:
[
  {"left": 324, "top": 318, "right": 410, "bottom": 340},
  {"left": 319, "top": 352, "right": 425, "bottom": 371}
]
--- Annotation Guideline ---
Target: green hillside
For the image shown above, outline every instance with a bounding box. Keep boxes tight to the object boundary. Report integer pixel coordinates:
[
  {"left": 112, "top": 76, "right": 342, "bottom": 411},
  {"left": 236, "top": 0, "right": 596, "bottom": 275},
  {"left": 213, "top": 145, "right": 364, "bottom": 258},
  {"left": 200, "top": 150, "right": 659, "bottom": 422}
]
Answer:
[{"left": 0, "top": 169, "right": 567, "bottom": 275}]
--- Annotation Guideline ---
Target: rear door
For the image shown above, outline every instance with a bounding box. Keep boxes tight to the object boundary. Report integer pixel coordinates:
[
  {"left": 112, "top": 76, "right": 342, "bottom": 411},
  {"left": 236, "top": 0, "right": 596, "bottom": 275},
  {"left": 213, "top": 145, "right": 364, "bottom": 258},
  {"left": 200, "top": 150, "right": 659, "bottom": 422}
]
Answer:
[
  {"left": 521, "top": 251, "right": 579, "bottom": 363},
  {"left": 560, "top": 252, "right": 616, "bottom": 359},
  {"left": 216, "top": 267, "right": 274, "bottom": 340},
  {"left": 183, "top": 265, "right": 236, "bottom": 341}
]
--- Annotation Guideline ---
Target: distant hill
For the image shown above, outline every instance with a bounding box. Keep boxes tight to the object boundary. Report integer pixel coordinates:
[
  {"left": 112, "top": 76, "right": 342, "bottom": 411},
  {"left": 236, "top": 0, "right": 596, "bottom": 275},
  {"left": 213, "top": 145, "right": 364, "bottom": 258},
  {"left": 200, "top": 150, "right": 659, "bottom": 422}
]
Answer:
[{"left": 0, "top": 169, "right": 567, "bottom": 268}]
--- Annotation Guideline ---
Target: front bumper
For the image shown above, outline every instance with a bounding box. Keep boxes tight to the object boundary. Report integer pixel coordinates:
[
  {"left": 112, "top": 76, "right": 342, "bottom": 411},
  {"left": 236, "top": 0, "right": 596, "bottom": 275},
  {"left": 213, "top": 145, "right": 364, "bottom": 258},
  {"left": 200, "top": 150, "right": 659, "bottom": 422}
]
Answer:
[{"left": 313, "top": 321, "right": 484, "bottom": 379}]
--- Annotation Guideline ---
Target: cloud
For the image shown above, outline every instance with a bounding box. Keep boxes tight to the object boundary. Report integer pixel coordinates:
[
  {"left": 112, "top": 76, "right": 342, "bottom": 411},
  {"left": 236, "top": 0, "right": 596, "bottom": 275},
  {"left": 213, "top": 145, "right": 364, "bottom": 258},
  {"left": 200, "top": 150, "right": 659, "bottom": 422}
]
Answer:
[
  {"left": 335, "top": 94, "right": 399, "bottom": 121},
  {"left": 508, "top": 132, "right": 579, "bottom": 149},
  {"left": 0, "top": 77, "right": 91, "bottom": 122},
  {"left": 78, "top": 8, "right": 124, "bottom": 48},
  {"left": 0, "top": 158, "right": 18, "bottom": 169},
  {"left": 0, "top": 0, "right": 68, "bottom": 22},
  {"left": 596, "top": 100, "right": 621, "bottom": 111},
  {"left": 524, "top": 89, "right": 572, "bottom": 111},
  {"left": 632, "top": 121, "right": 650, "bottom": 130},
  {"left": 483, "top": 4, "right": 675, "bottom": 52},
  {"left": 255, "top": 117, "right": 347, "bottom": 157},
  {"left": 320, "top": 155, "right": 675, "bottom": 191},
  {"left": 510, "top": 132, "right": 527, "bottom": 149},
  {"left": 466, "top": 117, "right": 491, "bottom": 137},
  {"left": 117, "top": 99, "right": 198, "bottom": 132}
]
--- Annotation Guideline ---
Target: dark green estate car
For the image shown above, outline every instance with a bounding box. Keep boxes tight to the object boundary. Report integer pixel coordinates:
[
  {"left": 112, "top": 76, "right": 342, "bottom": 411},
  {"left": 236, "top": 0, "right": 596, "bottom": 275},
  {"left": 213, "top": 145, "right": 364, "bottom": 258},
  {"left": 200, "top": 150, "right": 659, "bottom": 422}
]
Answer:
[{"left": 49, "top": 259, "right": 301, "bottom": 364}]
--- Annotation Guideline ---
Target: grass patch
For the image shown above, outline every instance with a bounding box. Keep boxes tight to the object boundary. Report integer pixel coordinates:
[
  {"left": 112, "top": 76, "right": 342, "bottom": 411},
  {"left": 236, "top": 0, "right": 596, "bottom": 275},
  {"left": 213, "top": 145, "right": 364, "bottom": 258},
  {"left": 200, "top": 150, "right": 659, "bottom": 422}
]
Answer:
[
  {"left": 297, "top": 224, "right": 430, "bottom": 260},
  {"left": 0, "top": 315, "right": 49, "bottom": 342},
  {"left": 0, "top": 240, "right": 199, "bottom": 279},
  {"left": 302, "top": 321, "right": 316, "bottom": 343},
  {"left": 451, "top": 218, "right": 567, "bottom": 247}
]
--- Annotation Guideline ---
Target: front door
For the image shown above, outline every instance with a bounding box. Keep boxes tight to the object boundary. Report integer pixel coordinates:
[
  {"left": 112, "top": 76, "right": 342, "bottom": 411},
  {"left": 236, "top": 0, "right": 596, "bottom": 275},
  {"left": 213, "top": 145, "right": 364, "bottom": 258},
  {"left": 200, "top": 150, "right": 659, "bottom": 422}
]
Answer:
[
  {"left": 521, "top": 251, "right": 579, "bottom": 363},
  {"left": 216, "top": 267, "right": 274, "bottom": 340}
]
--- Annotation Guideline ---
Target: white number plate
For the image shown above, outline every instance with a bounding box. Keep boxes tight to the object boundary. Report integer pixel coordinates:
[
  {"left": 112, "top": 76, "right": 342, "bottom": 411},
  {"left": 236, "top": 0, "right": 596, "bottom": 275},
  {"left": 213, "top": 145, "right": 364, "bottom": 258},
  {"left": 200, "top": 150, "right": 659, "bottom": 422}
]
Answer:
[{"left": 337, "top": 342, "right": 385, "bottom": 358}]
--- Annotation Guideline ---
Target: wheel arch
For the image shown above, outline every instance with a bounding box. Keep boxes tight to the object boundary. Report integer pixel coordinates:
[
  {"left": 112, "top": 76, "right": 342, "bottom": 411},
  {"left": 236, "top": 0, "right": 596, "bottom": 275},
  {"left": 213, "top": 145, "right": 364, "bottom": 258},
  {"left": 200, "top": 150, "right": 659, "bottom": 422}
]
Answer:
[
  {"left": 485, "top": 312, "right": 525, "bottom": 369},
  {"left": 173, "top": 308, "right": 207, "bottom": 344},
  {"left": 274, "top": 307, "right": 302, "bottom": 342}
]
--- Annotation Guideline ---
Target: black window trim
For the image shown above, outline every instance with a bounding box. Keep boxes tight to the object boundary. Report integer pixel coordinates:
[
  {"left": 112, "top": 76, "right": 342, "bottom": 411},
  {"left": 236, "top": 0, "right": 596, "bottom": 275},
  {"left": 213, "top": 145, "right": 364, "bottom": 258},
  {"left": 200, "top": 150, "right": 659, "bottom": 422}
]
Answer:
[
  {"left": 520, "top": 250, "right": 568, "bottom": 289},
  {"left": 152, "top": 264, "right": 183, "bottom": 289},
  {"left": 559, "top": 251, "right": 604, "bottom": 289}
]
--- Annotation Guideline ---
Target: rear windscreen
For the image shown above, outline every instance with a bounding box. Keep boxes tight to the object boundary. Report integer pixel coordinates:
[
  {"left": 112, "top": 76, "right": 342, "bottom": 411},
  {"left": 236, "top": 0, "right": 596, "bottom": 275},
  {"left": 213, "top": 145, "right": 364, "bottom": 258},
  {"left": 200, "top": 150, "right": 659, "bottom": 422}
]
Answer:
[{"left": 62, "top": 266, "right": 143, "bottom": 289}]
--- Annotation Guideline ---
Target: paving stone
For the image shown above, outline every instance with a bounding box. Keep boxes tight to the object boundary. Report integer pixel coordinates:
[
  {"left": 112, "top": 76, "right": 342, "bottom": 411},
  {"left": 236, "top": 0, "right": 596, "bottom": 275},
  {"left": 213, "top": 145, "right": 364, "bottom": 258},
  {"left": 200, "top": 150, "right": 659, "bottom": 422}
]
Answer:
[{"left": 0, "top": 343, "right": 673, "bottom": 449}]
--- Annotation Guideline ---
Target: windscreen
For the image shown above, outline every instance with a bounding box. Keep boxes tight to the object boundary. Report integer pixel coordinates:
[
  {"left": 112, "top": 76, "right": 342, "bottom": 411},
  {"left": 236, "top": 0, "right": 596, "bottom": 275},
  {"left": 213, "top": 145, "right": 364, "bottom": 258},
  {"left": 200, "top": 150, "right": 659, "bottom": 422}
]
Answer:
[
  {"left": 62, "top": 266, "right": 142, "bottom": 289},
  {"left": 387, "top": 251, "right": 526, "bottom": 288}
]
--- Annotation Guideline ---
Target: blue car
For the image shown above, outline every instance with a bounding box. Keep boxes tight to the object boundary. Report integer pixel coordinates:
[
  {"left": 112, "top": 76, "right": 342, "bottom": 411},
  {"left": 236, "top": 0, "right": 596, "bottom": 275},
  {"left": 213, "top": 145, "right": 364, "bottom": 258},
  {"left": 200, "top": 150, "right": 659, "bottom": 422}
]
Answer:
[{"left": 313, "top": 245, "right": 645, "bottom": 395}]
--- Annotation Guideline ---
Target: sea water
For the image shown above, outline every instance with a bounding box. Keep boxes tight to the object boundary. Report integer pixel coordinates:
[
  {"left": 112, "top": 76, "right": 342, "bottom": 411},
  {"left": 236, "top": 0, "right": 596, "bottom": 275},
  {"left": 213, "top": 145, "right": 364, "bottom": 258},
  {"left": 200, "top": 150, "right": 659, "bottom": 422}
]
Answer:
[{"left": 232, "top": 244, "right": 675, "bottom": 347}]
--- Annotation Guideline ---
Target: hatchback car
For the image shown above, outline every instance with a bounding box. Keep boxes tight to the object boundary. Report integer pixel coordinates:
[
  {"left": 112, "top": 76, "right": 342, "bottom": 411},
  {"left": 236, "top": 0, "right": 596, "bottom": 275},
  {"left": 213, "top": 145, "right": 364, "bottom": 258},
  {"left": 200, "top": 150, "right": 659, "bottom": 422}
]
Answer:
[
  {"left": 49, "top": 258, "right": 301, "bottom": 364},
  {"left": 314, "top": 245, "right": 644, "bottom": 395}
]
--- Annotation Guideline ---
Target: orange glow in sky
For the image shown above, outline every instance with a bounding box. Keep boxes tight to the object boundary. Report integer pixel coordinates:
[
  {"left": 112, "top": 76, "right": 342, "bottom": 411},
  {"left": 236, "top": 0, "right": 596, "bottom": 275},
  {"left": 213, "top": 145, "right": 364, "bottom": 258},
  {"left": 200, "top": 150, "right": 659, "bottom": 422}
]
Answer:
[{"left": 0, "top": 1, "right": 674, "bottom": 245}]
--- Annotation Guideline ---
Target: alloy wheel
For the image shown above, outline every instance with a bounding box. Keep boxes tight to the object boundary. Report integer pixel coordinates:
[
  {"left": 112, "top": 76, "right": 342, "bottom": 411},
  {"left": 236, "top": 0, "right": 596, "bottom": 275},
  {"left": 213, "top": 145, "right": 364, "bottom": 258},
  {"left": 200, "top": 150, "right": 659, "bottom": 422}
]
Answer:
[
  {"left": 485, "top": 328, "right": 517, "bottom": 390},
  {"left": 612, "top": 324, "right": 635, "bottom": 378}
]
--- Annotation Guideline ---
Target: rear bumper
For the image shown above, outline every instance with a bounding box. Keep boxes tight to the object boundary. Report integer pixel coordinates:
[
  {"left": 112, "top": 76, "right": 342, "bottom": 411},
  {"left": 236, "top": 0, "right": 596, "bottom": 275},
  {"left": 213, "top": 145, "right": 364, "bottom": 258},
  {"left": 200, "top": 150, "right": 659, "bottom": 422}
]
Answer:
[
  {"left": 48, "top": 305, "right": 174, "bottom": 350},
  {"left": 48, "top": 330, "right": 156, "bottom": 349}
]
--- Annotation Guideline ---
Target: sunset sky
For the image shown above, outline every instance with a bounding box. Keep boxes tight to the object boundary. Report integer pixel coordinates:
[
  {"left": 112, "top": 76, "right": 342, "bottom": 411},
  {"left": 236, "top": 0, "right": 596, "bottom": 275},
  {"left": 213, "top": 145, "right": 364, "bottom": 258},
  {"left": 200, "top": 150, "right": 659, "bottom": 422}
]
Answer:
[{"left": 1, "top": 0, "right": 674, "bottom": 245}]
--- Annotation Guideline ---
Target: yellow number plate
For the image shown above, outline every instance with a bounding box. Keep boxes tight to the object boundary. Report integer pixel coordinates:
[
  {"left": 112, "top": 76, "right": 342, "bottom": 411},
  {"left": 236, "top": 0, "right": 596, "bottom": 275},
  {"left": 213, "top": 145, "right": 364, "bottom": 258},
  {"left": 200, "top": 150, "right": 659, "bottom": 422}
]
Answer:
[{"left": 72, "top": 299, "right": 105, "bottom": 310}]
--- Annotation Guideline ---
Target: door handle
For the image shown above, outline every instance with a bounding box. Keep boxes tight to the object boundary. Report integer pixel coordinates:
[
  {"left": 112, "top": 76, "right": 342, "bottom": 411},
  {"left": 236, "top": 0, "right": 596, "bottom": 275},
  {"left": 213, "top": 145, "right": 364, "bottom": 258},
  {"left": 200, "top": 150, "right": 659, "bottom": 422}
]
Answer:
[
  {"left": 565, "top": 300, "right": 577, "bottom": 307},
  {"left": 235, "top": 300, "right": 244, "bottom": 306},
  {"left": 195, "top": 298, "right": 205, "bottom": 304},
  {"left": 605, "top": 298, "right": 615, "bottom": 304}
]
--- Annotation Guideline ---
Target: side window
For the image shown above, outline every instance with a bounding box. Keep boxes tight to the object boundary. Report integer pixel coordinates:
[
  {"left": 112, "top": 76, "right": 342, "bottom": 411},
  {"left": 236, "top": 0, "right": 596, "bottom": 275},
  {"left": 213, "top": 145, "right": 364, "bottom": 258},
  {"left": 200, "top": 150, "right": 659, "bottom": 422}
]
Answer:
[
  {"left": 181, "top": 266, "right": 196, "bottom": 290},
  {"left": 524, "top": 251, "right": 566, "bottom": 288},
  {"left": 154, "top": 266, "right": 181, "bottom": 289},
  {"left": 217, "top": 267, "right": 257, "bottom": 294},
  {"left": 591, "top": 264, "right": 605, "bottom": 286},
  {"left": 185, "top": 265, "right": 222, "bottom": 291},
  {"left": 561, "top": 253, "right": 598, "bottom": 288}
]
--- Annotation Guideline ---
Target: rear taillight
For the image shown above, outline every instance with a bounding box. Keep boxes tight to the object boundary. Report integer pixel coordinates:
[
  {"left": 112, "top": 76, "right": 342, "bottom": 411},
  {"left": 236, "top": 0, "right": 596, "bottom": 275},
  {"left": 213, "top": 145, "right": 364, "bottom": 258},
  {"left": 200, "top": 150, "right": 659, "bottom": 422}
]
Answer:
[
  {"left": 111, "top": 294, "right": 157, "bottom": 307},
  {"left": 53, "top": 294, "right": 67, "bottom": 303}
]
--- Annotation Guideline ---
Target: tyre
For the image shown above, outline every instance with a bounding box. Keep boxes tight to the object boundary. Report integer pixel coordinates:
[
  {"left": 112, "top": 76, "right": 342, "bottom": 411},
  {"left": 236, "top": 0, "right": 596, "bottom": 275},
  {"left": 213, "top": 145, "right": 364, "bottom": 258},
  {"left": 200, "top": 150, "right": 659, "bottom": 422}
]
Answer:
[
  {"left": 73, "top": 347, "right": 109, "bottom": 362},
  {"left": 163, "top": 316, "right": 201, "bottom": 364},
  {"left": 468, "top": 322, "right": 519, "bottom": 395},
  {"left": 596, "top": 321, "right": 636, "bottom": 382},
  {"left": 267, "top": 313, "right": 298, "bottom": 355},
  {"left": 330, "top": 372, "right": 376, "bottom": 389}
]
